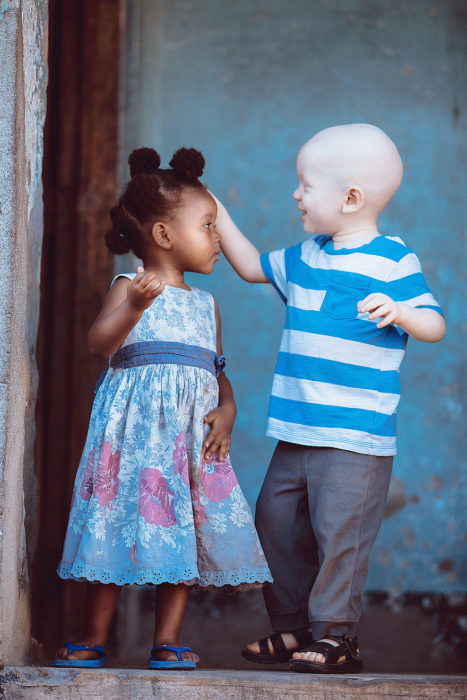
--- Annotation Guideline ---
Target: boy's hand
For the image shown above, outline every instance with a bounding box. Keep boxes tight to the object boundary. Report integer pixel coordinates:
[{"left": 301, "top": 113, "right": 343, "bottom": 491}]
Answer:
[
  {"left": 127, "top": 266, "right": 165, "bottom": 311},
  {"left": 358, "top": 293, "right": 402, "bottom": 329},
  {"left": 202, "top": 405, "right": 236, "bottom": 461}
]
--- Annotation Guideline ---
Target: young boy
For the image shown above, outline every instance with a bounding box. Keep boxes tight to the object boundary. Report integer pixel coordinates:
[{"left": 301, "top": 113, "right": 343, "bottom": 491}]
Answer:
[{"left": 214, "top": 124, "right": 445, "bottom": 673}]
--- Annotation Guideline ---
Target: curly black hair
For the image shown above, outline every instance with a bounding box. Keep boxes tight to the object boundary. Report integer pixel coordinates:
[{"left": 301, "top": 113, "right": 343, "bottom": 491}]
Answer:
[{"left": 105, "top": 147, "right": 207, "bottom": 260}]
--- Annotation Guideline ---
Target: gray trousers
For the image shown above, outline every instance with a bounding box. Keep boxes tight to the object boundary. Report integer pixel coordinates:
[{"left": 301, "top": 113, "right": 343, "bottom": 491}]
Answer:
[{"left": 255, "top": 442, "right": 393, "bottom": 639}]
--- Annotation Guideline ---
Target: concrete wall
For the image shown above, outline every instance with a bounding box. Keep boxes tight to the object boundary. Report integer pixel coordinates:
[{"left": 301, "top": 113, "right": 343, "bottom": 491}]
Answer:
[
  {"left": 124, "top": 0, "right": 466, "bottom": 593},
  {"left": 0, "top": 0, "right": 48, "bottom": 666}
]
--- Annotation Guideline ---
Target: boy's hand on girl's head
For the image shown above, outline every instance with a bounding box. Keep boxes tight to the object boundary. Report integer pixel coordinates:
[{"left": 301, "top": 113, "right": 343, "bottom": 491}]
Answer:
[
  {"left": 127, "top": 266, "right": 165, "bottom": 312},
  {"left": 358, "top": 293, "right": 402, "bottom": 329},
  {"left": 202, "top": 406, "right": 235, "bottom": 461}
]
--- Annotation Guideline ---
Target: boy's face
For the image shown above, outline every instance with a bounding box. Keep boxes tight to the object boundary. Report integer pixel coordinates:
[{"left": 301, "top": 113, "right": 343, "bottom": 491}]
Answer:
[{"left": 293, "top": 144, "right": 346, "bottom": 236}]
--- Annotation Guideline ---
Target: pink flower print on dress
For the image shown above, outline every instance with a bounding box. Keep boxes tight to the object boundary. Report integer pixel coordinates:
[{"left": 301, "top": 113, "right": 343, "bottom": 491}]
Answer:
[
  {"left": 190, "top": 484, "right": 207, "bottom": 528},
  {"left": 200, "top": 454, "right": 238, "bottom": 503},
  {"left": 139, "top": 467, "right": 176, "bottom": 527},
  {"left": 94, "top": 441, "right": 121, "bottom": 508},
  {"left": 80, "top": 447, "right": 95, "bottom": 501},
  {"left": 129, "top": 542, "right": 137, "bottom": 564},
  {"left": 172, "top": 431, "right": 190, "bottom": 485}
]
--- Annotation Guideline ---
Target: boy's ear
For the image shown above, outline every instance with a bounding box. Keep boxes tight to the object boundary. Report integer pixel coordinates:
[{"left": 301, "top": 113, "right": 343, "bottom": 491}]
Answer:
[
  {"left": 342, "top": 186, "right": 365, "bottom": 213},
  {"left": 151, "top": 221, "right": 172, "bottom": 249}
]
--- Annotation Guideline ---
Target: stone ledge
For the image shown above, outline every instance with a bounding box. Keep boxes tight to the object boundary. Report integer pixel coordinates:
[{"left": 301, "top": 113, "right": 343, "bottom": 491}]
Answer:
[{"left": 0, "top": 667, "right": 466, "bottom": 699}]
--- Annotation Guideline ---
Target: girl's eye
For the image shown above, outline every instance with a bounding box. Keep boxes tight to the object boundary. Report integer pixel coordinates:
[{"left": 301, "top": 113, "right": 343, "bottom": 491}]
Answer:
[{"left": 204, "top": 223, "right": 212, "bottom": 229}]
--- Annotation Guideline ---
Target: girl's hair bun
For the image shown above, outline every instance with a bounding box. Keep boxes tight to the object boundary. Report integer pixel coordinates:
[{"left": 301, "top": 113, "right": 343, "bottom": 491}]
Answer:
[
  {"left": 169, "top": 147, "right": 205, "bottom": 180},
  {"left": 129, "top": 148, "right": 161, "bottom": 177}
]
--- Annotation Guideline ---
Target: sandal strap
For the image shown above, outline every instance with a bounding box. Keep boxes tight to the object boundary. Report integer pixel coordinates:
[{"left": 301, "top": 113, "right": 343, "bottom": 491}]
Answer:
[
  {"left": 258, "top": 636, "right": 271, "bottom": 656},
  {"left": 302, "top": 635, "right": 360, "bottom": 664},
  {"left": 64, "top": 642, "right": 105, "bottom": 658},
  {"left": 269, "top": 632, "right": 287, "bottom": 656},
  {"left": 150, "top": 644, "right": 193, "bottom": 662}
]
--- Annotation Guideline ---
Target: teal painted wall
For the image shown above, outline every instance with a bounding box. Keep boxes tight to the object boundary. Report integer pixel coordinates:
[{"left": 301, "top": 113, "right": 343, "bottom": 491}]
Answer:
[{"left": 123, "top": 0, "right": 466, "bottom": 592}]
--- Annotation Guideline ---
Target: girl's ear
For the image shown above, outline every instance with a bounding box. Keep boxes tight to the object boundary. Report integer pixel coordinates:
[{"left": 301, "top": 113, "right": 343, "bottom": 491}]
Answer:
[
  {"left": 342, "top": 186, "right": 365, "bottom": 213},
  {"left": 151, "top": 221, "right": 172, "bottom": 249}
]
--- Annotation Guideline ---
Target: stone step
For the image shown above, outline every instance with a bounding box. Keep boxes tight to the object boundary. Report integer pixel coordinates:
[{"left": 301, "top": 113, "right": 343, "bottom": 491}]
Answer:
[{"left": 1, "top": 667, "right": 466, "bottom": 699}]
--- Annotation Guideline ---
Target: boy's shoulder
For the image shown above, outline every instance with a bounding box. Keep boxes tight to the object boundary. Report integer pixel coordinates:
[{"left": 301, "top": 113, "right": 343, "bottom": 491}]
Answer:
[{"left": 379, "top": 235, "right": 417, "bottom": 262}]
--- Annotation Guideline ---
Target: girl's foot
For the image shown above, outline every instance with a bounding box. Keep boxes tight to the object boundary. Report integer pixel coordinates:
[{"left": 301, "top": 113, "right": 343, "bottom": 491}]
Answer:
[
  {"left": 54, "top": 639, "right": 104, "bottom": 662},
  {"left": 151, "top": 641, "right": 199, "bottom": 664}
]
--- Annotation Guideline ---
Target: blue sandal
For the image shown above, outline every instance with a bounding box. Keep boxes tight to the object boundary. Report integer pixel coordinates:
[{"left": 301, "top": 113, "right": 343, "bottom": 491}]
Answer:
[
  {"left": 148, "top": 644, "right": 197, "bottom": 670},
  {"left": 53, "top": 642, "right": 108, "bottom": 668}
]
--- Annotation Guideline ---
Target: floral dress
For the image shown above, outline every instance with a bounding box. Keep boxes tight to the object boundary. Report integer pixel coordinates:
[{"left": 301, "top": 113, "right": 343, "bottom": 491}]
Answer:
[{"left": 57, "top": 276, "right": 272, "bottom": 589}]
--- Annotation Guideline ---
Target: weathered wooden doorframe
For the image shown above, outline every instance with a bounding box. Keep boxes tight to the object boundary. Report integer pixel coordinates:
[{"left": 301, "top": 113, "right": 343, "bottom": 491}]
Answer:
[{"left": 34, "top": 0, "right": 123, "bottom": 653}]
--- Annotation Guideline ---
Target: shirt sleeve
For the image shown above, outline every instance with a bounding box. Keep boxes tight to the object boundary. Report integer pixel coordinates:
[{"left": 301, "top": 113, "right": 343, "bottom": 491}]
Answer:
[
  {"left": 260, "top": 248, "right": 288, "bottom": 301},
  {"left": 386, "top": 250, "right": 444, "bottom": 333}
]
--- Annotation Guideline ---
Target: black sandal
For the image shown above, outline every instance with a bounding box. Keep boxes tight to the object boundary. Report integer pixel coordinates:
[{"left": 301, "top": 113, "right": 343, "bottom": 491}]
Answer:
[
  {"left": 242, "top": 627, "right": 314, "bottom": 664},
  {"left": 289, "top": 634, "right": 363, "bottom": 674}
]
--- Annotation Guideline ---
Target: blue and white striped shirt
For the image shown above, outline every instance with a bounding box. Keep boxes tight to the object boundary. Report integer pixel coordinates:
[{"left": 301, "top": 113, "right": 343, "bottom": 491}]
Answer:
[{"left": 260, "top": 235, "right": 443, "bottom": 456}]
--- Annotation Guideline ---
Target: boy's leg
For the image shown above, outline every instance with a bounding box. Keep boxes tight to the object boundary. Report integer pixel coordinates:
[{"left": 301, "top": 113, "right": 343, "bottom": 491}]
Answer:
[
  {"left": 304, "top": 447, "right": 392, "bottom": 640},
  {"left": 244, "top": 441, "right": 316, "bottom": 658}
]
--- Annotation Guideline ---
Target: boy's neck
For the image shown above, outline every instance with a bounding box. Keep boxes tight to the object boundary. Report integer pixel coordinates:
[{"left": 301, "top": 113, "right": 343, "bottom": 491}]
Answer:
[{"left": 330, "top": 224, "right": 380, "bottom": 250}]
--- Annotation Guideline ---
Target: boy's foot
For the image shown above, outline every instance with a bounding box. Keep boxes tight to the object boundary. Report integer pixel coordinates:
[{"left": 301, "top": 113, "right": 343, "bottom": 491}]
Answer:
[
  {"left": 289, "top": 634, "right": 363, "bottom": 673},
  {"left": 242, "top": 627, "right": 313, "bottom": 664}
]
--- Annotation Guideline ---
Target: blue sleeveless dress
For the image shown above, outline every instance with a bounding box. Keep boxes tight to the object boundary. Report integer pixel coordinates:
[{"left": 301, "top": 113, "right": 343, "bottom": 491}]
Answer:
[{"left": 57, "top": 276, "right": 272, "bottom": 589}]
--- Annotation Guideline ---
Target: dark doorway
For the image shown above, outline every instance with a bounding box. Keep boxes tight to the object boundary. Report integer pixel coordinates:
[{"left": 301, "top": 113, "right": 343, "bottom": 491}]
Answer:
[{"left": 33, "top": 0, "right": 123, "bottom": 655}]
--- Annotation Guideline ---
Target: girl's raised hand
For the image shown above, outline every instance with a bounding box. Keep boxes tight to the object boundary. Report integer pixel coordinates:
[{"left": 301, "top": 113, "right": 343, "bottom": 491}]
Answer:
[{"left": 127, "top": 266, "right": 165, "bottom": 311}]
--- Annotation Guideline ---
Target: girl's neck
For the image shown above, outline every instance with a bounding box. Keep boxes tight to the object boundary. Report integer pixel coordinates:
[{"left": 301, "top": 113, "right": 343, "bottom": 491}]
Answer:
[{"left": 142, "top": 262, "right": 190, "bottom": 290}]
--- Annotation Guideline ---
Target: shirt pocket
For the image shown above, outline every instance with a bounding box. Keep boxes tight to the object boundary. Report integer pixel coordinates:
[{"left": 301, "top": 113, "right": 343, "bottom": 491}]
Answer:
[{"left": 320, "top": 277, "right": 369, "bottom": 320}]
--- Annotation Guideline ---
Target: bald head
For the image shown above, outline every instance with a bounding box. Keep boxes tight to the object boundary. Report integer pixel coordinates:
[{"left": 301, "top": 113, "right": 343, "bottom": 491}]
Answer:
[{"left": 299, "top": 124, "right": 403, "bottom": 214}]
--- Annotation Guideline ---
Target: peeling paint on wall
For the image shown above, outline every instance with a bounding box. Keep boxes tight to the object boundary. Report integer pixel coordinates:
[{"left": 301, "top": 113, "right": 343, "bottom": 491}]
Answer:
[{"left": 0, "top": 0, "right": 48, "bottom": 666}]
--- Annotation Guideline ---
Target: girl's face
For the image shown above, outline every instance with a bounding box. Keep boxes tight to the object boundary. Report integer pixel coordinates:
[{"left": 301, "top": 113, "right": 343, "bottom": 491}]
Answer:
[{"left": 168, "top": 191, "right": 220, "bottom": 274}]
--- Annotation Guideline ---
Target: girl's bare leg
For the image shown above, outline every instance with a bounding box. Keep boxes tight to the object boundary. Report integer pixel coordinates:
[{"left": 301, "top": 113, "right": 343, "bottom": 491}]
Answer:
[
  {"left": 55, "top": 582, "right": 121, "bottom": 660},
  {"left": 152, "top": 583, "right": 198, "bottom": 663}
]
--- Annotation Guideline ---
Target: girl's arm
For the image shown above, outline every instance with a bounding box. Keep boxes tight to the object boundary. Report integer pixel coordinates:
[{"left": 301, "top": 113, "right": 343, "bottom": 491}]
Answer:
[
  {"left": 213, "top": 196, "right": 268, "bottom": 283},
  {"left": 88, "top": 267, "right": 165, "bottom": 357},
  {"left": 202, "top": 299, "right": 237, "bottom": 460}
]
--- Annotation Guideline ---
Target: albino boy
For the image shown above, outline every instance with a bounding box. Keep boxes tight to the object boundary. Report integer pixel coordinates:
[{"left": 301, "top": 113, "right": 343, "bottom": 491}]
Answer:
[{"left": 214, "top": 124, "right": 445, "bottom": 673}]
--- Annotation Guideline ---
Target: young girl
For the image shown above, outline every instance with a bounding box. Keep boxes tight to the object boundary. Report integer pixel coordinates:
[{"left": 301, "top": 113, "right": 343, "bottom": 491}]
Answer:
[{"left": 53, "top": 147, "right": 272, "bottom": 670}]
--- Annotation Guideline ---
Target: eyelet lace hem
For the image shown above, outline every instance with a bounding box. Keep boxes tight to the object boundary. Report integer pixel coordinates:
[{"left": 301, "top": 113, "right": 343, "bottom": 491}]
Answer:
[{"left": 57, "top": 562, "right": 273, "bottom": 592}]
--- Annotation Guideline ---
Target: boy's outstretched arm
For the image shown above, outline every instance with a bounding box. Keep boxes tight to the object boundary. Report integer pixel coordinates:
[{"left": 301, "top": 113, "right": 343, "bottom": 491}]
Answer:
[
  {"left": 358, "top": 294, "right": 446, "bottom": 342},
  {"left": 213, "top": 196, "right": 268, "bottom": 283}
]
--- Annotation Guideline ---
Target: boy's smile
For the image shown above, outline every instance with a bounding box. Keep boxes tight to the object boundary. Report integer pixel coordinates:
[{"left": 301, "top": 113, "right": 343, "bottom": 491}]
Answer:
[{"left": 293, "top": 145, "right": 346, "bottom": 236}]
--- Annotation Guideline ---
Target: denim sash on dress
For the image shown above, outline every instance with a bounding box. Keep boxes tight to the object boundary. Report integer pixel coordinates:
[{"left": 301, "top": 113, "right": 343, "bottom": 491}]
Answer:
[
  {"left": 95, "top": 341, "right": 225, "bottom": 394},
  {"left": 94, "top": 340, "right": 226, "bottom": 394},
  {"left": 110, "top": 340, "right": 225, "bottom": 376}
]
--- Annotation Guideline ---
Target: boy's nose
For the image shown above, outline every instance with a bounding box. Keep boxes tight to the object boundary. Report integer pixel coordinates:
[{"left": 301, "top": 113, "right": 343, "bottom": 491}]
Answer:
[{"left": 293, "top": 188, "right": 300, "bottom": 200}]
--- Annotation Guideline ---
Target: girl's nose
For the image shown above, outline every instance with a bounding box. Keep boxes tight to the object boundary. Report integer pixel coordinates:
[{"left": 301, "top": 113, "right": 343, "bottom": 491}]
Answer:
[{"left": 293, "top": 188, "right": 300, "bottom": 201}]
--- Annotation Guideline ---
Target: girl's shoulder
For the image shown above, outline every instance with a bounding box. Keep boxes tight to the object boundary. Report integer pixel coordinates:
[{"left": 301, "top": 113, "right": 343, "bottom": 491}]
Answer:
[
  {"left": 183, "top": 285, "right": 214, "bottom": 303},
  {"left": 110, "top": 272, "right": 136, "bottom": 287}
]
